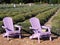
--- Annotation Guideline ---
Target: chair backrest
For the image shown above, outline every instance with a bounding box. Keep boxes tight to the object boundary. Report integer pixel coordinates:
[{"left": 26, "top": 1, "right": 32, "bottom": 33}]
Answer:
[
  {"left": 3, "top": 17, "right": 14, "bottom": 32},
  {"left": 29, "top": 17, "right": 42, "bottom": 32}
]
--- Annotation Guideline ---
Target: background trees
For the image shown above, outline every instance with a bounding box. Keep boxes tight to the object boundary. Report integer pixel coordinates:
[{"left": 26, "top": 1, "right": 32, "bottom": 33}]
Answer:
[{"left": 0, "top": 0, "right": 60, "bottom": 4}]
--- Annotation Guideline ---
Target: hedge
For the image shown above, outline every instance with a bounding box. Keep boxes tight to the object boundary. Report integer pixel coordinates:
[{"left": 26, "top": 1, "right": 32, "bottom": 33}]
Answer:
[
  {"left": 17, "top": 7, "right": 59, "bottom": 34},
  {"left": 0, "top": 4, "right": 59, "bottom": 34},
  {"left": 12, "top": 6, "right": 54, "bottom": 23},
  {"left": 0, "top": 4, "right": 51, "bottom": 21},
  {"left": 51, "top": 9, "right": 60, "bottom": 36}
]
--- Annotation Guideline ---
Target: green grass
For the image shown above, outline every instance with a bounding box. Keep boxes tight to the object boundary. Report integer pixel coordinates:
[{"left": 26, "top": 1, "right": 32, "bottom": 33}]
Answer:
[{"left": 51, "top": 9, "right": 60, "bottom": 36}]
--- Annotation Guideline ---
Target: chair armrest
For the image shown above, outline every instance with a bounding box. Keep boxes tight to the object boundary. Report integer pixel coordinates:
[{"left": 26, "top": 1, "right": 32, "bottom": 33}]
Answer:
[
  {"left": 2, "top": 26, "right": 6, "bottom": 29},
  {"left": 42, "top": 26, "right": 51, "bottom": 32},
  {"left": 14, "top": 25, "right": 22, "bottom": 27},
  {"left": 2, "top": 26, "right": 12, "bottom": 31},
  {"left": 14, "top": 24, "right": 22, "bottom": 31},
  {"left": 29, "top": 27, "right": 38, "bottom": 30}
]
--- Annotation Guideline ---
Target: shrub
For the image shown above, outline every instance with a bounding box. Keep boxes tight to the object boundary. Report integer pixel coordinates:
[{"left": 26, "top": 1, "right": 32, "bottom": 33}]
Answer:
[
  {"left": 0, "top": 21, "right": 4, "bottom": 33},
  {"left": 51, "top": 10, "right": 60, "bottom": 36},
  {"left": 13, "top": 14, "right": 25, "bottom": 23},
  {"left": 17, "top": 7, "right": 58, "bottom": 34},
  {"left": 36, "top": 7, "right": 58, "bottom": 25}
]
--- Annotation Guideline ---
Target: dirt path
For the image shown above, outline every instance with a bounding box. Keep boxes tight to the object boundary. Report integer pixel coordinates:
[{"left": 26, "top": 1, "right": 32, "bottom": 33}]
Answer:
[
  {"left": 0, "top": 34, "right": 60, "bottom": 45},
  {"left": 44, "top": 8, "right": 60, "bottom": 28}
]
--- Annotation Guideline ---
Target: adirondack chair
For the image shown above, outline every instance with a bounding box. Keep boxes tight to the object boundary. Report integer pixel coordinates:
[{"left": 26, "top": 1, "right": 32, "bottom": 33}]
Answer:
[
  {"left": 2, "top": 17, "right": 22, "bottom": 40},
  {"left": 29, "top": 17, "right": 52, "bottom": 43}
]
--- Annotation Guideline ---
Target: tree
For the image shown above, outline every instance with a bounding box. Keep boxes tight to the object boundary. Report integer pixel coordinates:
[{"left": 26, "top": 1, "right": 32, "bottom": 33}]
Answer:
[
  {"left": 10, "top": 0, "right": 20, "bottom": 3},
  {"left": 0, "top": 0, "right": 60, "bottom": 4}
]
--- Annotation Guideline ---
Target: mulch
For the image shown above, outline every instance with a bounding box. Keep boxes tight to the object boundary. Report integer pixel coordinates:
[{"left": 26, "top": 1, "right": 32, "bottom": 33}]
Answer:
[{"left": 0, "top": 34, "right": 60, "bottom": 45}]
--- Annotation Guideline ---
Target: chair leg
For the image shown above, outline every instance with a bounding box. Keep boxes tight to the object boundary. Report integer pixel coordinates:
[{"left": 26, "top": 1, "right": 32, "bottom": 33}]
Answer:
[
  {"left": 7, "top": 36, "right": 10, "bottom": 40},
  {"left": 38, "top": 37, "right": 40, "bottom": 43},
  {"left": 49, "top": 35, "right": 52, "bottom": 41},
  {"left": 19, "top": 34, "right": 21, "bottom": 38},
  {"left": 29, "top": 35, "right": 33, "bottom": 39}
]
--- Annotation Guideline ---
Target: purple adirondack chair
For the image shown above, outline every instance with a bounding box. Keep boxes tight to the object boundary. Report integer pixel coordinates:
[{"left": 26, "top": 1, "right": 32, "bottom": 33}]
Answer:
[
  {"left": 29, "top": 17, "right": 52, "bottom": 43},
  {"left": 2, "top": 17, "right": 22, "bottom": 40}
]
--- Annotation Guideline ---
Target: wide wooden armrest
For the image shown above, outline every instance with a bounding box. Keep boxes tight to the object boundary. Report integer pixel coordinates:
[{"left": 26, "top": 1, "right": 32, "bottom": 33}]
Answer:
[
  {"left": 2, "top": 26, "right": 6, "bottom": 29},
  {"left": 29, "top": 27, "right": 38, "bottom": 30},
  {"left": 14, "top": 24, "right": 22, "bottom": 31},
  {"left": 14, "top": 25, "right": 22, "bottom": 28},
  {"left": 42, "top": 26, "right": 51, "bottom": 32},
  {"left": 2, "top": 26, "right": 12, "bottom": 31}
]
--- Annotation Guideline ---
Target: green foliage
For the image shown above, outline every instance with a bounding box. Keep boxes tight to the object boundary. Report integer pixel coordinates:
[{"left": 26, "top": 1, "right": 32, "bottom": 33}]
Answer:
[
  {"left": 0, "top": 0, "right": 60, "bottom": 4},
  {"left": 10, "top": 0, "right": 20, "bottom": 3},
  {"left": 17, "top": 7, "right": 58, "bottom": 34},
  {"left": 51, "top": 9, "right": 60, "bottom": 36},
  {"left": 36, "top": 7, "right": 58, "bottom": 25},
  {"left": 0, "top": 4, "right": 59, "bottom": 34},
  {"left": 11, "top": 5, "right": 53, "bottom": 23},
  {"left": 13, "top": 14, "right": 25, "bottom": 23},
  {"left": 0, "top": 21, "right": 4, "bottom": 33}
]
